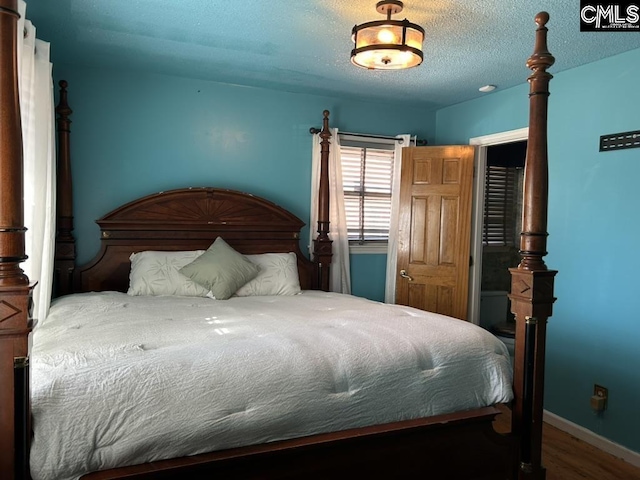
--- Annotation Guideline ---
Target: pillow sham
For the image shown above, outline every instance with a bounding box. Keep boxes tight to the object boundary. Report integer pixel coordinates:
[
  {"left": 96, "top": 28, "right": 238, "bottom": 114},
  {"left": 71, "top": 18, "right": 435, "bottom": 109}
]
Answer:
[
  {"left": 235, "top": 252, "right": 301, "bottom": 297},
  {"left": 179, "top": 237, "right": 259, "bottom": 300},
  {"left": 127, "top": 250, "right": 211, "bottom": 297}
]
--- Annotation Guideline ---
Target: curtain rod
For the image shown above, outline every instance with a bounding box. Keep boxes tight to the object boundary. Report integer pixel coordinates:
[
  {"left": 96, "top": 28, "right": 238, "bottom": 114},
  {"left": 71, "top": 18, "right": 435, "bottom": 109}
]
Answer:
[
  {"left": 309, "top": 128, "right": 399, "bottom": 141},
  {"left": 308, "top": 128, "right": 427, "bottom": 146}
]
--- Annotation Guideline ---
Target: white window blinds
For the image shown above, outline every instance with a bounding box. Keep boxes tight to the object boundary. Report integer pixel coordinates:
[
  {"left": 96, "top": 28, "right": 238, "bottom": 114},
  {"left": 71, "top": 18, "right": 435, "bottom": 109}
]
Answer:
[{"left": 341, "top": 144, "right": 394, "bottom": 244}]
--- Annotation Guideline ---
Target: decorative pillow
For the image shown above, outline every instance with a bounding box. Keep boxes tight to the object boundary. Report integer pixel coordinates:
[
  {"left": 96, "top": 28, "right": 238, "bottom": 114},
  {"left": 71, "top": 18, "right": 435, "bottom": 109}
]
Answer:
[
  {"left": 235, "top": 252, "right": 301, "bottom": 297},
  {"left": 179, "top": 237, "right": 259, "bottom": 300},
  {"left": 127, "top": 250, "right": 211, "bottom": 297}
]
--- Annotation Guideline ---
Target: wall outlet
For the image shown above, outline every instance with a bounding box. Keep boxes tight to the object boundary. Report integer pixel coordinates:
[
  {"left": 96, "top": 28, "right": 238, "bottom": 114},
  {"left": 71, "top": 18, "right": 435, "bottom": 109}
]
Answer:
[{"left": 591, "top": 384, "right": 608, "bottom": 412}]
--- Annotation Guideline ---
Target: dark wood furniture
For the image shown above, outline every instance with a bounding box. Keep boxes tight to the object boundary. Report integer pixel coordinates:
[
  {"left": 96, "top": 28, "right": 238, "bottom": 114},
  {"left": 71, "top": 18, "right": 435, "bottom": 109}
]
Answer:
[
  {"left": 70, "top": 186, "right": 320, "bottom": 294},
  {"left": 0, "top": 3, "right": 35, "bottom": 480},
  {"left": 0, "top": 2, "right": 556, "bottom": 478}
]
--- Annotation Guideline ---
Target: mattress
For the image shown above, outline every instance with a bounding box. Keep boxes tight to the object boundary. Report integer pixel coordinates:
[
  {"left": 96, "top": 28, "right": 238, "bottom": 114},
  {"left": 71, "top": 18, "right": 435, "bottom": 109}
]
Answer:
[{"left": 30, "top": 291, "right": 513, "bottom": 480}]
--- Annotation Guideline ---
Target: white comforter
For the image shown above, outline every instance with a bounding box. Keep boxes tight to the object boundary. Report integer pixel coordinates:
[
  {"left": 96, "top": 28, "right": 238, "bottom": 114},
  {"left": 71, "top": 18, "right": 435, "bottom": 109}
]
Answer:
[{"left": 30, "top": 291, "right": 513, "bottom": 480}]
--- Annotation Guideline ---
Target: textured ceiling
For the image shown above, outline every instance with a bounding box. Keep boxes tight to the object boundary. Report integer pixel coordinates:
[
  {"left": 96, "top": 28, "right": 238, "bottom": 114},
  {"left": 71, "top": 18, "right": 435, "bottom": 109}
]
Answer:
[{"left": 25, "top": 0, "right": 640, "bottom": 109}]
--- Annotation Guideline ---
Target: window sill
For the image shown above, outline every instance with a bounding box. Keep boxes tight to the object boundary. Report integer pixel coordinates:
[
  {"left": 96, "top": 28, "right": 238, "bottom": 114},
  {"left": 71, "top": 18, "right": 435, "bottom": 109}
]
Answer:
[{"left": 349, "top": 243, "right": 388, "bottom": 254}]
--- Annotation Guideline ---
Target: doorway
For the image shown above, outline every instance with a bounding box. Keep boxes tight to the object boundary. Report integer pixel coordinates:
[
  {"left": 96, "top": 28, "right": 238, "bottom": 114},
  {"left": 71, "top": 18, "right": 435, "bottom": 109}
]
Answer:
[{"left": 468, "top": 128, "right": 528, "bottom": 326}]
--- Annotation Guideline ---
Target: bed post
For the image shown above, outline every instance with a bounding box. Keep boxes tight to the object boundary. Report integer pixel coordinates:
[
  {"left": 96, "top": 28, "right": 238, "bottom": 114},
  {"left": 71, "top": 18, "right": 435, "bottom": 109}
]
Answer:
[
  {"left": 509, "top": 12, "right": 556, "bottom": 480},
  {"left": 313, "top": 110, "right": 332, "bottom": 291},
  {"left": 0, "top": 1, "right": 34, "bottom": 479},
  {"left": 54, "top": 80, "right": 76, "bottom": 297}
]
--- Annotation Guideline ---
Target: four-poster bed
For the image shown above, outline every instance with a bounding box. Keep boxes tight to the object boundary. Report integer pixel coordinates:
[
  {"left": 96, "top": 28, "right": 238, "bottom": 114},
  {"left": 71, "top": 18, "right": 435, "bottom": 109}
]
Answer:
[{"left": 0, "top": 1, "right": 556, "bottom": 478}]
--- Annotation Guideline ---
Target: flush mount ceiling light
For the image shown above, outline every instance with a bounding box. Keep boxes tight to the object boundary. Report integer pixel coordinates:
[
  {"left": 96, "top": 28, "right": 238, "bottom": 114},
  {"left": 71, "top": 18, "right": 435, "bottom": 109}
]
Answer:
[{"left": 351, "top": 0, "right": 424, "bottom": 70}]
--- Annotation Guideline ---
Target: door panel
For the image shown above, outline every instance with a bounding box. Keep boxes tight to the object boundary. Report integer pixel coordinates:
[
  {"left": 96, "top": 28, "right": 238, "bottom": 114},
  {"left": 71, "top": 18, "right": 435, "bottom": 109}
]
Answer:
[{"left": 396, "top": 146, "right": 475, "bottom": 320}]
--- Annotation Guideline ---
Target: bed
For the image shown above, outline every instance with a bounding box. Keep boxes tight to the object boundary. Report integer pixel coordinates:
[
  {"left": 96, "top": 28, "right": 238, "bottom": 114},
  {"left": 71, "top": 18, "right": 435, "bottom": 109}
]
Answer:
[{"left": 0, "top": 3, "right": 557, "bottom": 480}]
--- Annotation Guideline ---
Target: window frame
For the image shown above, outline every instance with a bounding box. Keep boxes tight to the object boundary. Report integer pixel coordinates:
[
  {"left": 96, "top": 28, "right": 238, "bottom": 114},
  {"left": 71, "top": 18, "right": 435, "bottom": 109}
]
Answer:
[{"left": 339, "top": 135, "right": 397, "bottom": 255}]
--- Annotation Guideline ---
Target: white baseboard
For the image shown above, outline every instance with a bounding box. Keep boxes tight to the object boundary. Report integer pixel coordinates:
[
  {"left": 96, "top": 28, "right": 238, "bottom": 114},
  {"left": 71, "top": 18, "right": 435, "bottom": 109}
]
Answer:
[{"left": 543, "top": 410, "right": 640, "bottom": 468}]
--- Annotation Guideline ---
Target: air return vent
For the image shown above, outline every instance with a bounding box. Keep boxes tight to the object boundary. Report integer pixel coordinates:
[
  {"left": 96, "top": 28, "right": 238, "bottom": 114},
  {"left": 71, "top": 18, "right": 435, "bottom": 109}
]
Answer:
[{"left": 599, "top": 130, "right": 640, "bottom": 152}]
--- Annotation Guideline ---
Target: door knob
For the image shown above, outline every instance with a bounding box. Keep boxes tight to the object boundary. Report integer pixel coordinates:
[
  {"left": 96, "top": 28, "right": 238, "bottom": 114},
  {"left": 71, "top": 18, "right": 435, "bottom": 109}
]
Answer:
[{"left": 399, "top": 269, "right": 414, "bottom": 281}]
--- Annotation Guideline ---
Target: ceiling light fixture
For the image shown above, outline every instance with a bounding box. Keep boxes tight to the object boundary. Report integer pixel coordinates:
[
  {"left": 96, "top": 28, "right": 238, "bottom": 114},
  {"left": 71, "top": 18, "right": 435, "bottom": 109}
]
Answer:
[
  {"left": 351, "top": 1, "right": 424, "bottom": 70},
  {"left": 479, "top": 85, "right": 497, "bottom": 92}
]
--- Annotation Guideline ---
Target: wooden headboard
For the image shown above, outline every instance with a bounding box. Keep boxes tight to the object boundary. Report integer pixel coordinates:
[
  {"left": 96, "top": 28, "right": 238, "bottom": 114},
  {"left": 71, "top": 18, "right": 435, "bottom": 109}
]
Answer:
[{"left": 74, "top": 187, "right": 317, "bottom": 293}]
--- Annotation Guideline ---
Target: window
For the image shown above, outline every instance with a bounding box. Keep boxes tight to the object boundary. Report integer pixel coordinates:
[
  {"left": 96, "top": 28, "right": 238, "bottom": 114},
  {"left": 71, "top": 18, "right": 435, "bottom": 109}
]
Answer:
[
  {"left": 340, "top": 138, "right": 395, "bottom": 245},
  {"left": 483, "top": 163, "right": 527, "bottom": 247},
  {"left": 482, "top": 142, "right": 526, "bottom": 247},
  {"left": 483, "top": 165, "right": 517, "bottom": 246}
]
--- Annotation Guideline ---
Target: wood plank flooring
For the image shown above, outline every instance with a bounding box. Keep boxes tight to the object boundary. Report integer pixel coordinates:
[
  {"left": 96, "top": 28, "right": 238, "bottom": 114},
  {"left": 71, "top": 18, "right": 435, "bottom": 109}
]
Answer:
[{"left": 493, "top": 405, "right": 640, "bottom": 480}]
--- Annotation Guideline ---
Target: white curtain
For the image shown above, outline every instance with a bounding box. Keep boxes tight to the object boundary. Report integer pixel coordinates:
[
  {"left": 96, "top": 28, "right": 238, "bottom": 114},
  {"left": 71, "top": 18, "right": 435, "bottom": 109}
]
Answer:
[
  {"left": 18, "top": 0, "right": 57, "bottom": 322},
  {"left": 309, "top": 129, "right": 351, "bottom": 294},
  {"left": 384, "top": 134, "right": 412, "bottom": 303}
]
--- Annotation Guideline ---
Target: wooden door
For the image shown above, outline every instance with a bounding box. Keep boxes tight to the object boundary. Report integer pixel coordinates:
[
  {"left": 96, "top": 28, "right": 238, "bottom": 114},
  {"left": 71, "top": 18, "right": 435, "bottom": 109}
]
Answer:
[{"left": 395, "top": 146, "right": 475, "bottom": 320}]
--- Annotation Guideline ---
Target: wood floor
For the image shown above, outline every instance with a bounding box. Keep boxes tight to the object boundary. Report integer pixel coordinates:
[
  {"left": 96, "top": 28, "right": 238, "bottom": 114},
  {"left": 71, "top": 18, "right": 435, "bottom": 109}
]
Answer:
[{"left": 493, "top": 405, "right": 640, "bottom": 480}]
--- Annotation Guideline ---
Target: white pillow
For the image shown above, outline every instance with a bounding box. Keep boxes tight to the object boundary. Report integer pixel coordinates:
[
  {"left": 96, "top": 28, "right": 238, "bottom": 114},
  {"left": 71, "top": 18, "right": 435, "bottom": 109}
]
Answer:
[
  {"left": 127, "top": 250, "right": 211, "bottom": 297},
  {"left": 235, "top": 252, "right": 301, "bottom": 297}
]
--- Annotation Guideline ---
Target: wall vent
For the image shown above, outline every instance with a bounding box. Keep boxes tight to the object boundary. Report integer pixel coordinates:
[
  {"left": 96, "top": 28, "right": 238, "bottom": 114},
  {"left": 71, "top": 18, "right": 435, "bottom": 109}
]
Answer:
[{"left": 599, "top": 130, "right": 640, "bottom": 152}]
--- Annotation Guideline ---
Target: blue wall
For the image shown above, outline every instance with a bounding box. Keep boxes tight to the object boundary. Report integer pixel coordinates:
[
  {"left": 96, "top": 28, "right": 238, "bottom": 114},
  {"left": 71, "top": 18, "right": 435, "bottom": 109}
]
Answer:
[
  {"left": 436, "top": 47, "right": 640, "bottom": 453},
  {"left": 54, "top": 65, "right": 434, "bottom": 300},
  {"left": 350, "top": 253, "right": 387, "bottom": 301}
]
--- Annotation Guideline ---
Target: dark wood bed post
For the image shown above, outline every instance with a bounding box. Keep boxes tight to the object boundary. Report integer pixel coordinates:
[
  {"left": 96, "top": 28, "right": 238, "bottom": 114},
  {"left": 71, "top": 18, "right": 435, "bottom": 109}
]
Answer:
[
  {"left": 54, "top": 80, "right": 76, "bottom": 298},
  {"left": 313, "top": 110, "right": 332, "bottom": 291},
  {"left": 0, "top": 1, "right": 34, "bottom": 479},
  {"left": 510, "top": 12, "right": 556, "bottom": 480}
]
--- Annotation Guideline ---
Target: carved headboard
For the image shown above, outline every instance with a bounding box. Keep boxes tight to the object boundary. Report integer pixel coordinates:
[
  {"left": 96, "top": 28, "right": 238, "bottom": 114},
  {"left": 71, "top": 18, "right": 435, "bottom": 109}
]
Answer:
[{"left": 74, "top": 187, "right": 317, "bottom": 293}]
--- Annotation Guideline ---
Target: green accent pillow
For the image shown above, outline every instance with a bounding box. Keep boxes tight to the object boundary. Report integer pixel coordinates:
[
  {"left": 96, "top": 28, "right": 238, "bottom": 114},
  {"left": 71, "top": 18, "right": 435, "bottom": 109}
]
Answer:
[{"left": 179, "top": 237, "right": 259, "bottom": 300}]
